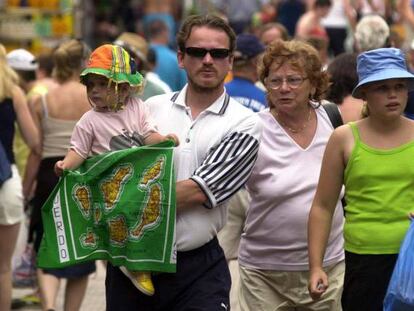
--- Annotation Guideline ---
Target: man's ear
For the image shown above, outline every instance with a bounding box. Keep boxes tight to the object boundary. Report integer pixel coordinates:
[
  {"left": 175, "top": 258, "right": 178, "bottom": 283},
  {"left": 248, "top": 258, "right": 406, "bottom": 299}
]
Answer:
[
  {"left": 228, "top": 54, "right": 234, "bottom": 71},
  {"left": 177, "top": 50, "right": 185, "bottom": 69}
]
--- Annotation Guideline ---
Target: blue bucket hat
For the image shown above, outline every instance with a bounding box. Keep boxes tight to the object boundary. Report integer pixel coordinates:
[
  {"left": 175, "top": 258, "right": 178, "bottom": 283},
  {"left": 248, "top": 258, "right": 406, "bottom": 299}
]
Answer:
[{"left": 352, "top": 48, "right": 414, "bottom": 99}]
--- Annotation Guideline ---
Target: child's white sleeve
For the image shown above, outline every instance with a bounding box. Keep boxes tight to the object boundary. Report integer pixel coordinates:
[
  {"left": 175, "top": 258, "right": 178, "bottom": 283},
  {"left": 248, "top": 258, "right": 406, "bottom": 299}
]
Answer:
[
  {"left": 70, "top": 122, "right": 93, "bottom": 159},
  {"left": 138, "top": 99, "right": 158, "bottom": 139}
]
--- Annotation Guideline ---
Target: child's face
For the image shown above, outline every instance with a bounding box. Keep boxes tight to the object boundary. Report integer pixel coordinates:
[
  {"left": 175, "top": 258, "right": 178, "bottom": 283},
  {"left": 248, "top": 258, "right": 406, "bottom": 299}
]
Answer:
[{"left": 85, "top": 74, "right": 128, "bottom": 111}]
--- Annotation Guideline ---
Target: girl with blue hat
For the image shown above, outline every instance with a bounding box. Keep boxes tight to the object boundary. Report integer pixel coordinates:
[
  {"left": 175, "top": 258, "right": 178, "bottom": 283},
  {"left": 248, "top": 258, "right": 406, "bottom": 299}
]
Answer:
[{"left": 308, "top": 47, "right": 414, "bottom": 310}]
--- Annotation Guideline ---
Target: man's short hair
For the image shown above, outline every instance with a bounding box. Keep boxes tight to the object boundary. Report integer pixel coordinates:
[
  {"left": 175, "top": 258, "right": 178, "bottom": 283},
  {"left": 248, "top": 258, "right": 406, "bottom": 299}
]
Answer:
[
  {"left": 176, "top": 15, "right": 236, "bottom": 53},
  {"left": 354, "top": 15, "right": 390, "bottom": 52}
]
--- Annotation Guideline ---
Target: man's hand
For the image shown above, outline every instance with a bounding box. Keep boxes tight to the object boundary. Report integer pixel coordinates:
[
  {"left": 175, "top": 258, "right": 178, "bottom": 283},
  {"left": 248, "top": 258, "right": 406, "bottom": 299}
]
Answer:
[{"left": 176, "top": 179, "right": 207, "bottom": 211}]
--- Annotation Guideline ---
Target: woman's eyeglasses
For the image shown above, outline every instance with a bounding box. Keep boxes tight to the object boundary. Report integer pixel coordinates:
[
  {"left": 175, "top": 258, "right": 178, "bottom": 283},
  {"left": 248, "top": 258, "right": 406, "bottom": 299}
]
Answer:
[
  {"left": 266, "top": 76, "right": 307, "bottom": 90},
  {"left": 184, "top": 47, "right": 230, "bottom": 59}
]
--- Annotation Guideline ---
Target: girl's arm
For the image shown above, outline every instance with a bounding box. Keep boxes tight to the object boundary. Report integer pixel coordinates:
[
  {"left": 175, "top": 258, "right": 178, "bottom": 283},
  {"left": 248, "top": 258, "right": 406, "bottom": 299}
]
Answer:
[
  {"left": 343, "top": 0, "right": 357, "bottom": 30},
  {"left": 54, "top": 149, "right": 85, "bottom": 176},
  {"left": 295, "top": 15, "right": 309, "bottom": 39},
  {"left": 397, "top": 0, "right": 414, "bottom": 29},
  {"left": 22, "top": 95, "right": 44, "bottom": 200},
  {"left": 144, "top": 132, "right": 179, "bottom": 146},
  {"left": 308, "top": 127, "right": 347, "bottom": 300},
  {"left": 12, "top": 85, "right": 41, "bottom": 154}
]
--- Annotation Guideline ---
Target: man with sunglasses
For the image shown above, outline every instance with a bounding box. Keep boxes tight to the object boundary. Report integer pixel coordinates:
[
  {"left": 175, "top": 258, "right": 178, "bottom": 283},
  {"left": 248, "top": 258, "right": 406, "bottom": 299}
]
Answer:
[{"left": 105, "top": 14, "right": 262, "bottom": 310}]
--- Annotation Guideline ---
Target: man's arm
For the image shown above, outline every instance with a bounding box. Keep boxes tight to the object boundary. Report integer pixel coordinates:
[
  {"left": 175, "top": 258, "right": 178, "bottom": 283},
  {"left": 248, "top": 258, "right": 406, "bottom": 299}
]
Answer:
[
  {"left": 176, "top": 179, "right": 208, "bottom": 211},
  {"left": 180, "top": 114, "right": 262, "bottom": 210}
]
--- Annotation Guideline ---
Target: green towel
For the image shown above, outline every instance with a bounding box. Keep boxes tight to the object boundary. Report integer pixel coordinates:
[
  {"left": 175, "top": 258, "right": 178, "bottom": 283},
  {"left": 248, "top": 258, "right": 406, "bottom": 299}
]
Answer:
[{"left": 37, "top": 141, "right": 176, "bottom": 273}]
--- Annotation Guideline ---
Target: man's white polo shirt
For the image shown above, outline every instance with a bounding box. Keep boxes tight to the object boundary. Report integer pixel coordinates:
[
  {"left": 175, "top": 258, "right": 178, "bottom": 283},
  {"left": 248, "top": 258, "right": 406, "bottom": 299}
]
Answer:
[{"left": 146, "top": 85, "right": 262, "bottom": 251}]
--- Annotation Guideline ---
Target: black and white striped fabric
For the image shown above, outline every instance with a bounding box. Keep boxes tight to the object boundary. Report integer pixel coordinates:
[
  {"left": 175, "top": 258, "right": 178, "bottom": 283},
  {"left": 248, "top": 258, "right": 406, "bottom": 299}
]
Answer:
[{"left": 191, "top": 131, "right": 259, "bottom": 208}]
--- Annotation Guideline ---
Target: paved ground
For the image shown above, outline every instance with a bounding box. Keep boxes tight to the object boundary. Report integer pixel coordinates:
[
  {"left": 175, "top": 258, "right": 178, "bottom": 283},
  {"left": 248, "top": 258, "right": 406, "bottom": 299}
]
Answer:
[
  {"left": 12, "top": 261, "right": 106, "bottom": 311},
  {"left": 12, "top": 260, "right": 241, "bottom": 311}
]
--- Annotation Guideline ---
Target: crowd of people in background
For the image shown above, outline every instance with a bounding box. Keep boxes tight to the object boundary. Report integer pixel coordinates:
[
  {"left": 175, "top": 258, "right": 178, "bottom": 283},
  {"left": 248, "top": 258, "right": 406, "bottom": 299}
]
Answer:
[{"left": 2, "top": 0, "right": 414, "bottom": 310}]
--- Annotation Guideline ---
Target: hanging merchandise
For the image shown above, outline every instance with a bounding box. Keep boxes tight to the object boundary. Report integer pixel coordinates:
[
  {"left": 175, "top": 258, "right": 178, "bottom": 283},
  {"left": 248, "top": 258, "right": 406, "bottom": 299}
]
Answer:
[{"left": 0, "top": 0, "right": 75, "bottom": 53}]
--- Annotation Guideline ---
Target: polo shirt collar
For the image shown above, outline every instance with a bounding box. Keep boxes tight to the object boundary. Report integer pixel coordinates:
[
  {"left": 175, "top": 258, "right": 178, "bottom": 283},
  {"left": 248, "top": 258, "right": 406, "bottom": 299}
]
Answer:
[{"left": 170, "top": 84, "right": 230, "bottom": 115}]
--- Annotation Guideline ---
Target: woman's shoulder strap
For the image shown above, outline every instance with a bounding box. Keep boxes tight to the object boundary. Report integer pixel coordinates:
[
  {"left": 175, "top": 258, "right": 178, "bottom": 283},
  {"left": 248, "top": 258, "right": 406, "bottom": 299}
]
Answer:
[
  {"left": 322, "top": 102, "right": 343, "bottom": 129},
  {"left": 40, "top": 93, "right": 49, "bottom": 118}
]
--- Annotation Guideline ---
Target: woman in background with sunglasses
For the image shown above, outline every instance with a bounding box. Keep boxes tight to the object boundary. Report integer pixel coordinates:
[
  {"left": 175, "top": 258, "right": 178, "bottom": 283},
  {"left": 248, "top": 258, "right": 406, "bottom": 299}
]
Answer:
[{"left": 238, "top": 39, "right": 345, "bottom": 311}]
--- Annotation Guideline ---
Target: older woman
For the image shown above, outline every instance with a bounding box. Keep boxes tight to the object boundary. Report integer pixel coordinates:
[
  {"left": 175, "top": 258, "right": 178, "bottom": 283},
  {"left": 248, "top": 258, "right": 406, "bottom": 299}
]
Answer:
[
  {"left": 238, "top": 40, "right": 345, "bottom": 310},
  {"left": 308, "top": 48, "right": 414, "bottom": 310}
]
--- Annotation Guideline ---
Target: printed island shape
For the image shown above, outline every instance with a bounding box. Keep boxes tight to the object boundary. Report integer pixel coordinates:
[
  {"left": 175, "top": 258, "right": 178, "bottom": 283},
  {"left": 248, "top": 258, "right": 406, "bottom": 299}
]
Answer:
[
  {"left": 130, "top": 183, "right": 162, "bottom": 240},
  {"left": 71, "top": 156, "right": 167, "bottom": 248},
  {"left": 72, "top": 185, "right": 92, "bottom": 219},
  {"left": 139, "top": 156, "right": 165, "bottom": 189},
  {"left": 100, "top": 164, "right": 133, "bottom": 212},
  {"left": 80, "top": 228, "right": 98, "bottom": 249}
]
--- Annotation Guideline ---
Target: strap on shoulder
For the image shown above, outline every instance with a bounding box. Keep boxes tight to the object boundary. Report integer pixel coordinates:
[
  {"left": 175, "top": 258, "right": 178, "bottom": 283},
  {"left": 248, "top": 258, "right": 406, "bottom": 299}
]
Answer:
[
  {"left": 322, "top": 102, "right": 343, "bottom": 129},
  {"left": 348, "top": 122, "right": 360, "bottom": 142},
  {"left": 40, "top": 93, "right": 48, "bottom": 118}
]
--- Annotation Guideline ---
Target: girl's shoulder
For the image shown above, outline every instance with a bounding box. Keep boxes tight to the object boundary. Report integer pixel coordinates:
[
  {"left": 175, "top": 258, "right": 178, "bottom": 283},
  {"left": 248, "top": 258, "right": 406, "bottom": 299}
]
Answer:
[
  {"left": 125, "top": 96, "right": 145, "bottom": 110},
  {"left": 11, "top": 85, "right": 26, "bottom": 110},
  {"left": 125, "top": 96, "right": 149, "bottom": 114},
  {"left": 328, "top": 122, "right": 356, "bottom": 152},
  {"left": 126, "top": 96, "right": 143, "bottom": 105},
  {"left": 402, "top": 117, "right": 414, "bottom": 138},
  {"left": 11, "top": 84, "right": 24, "bottom": 99}
]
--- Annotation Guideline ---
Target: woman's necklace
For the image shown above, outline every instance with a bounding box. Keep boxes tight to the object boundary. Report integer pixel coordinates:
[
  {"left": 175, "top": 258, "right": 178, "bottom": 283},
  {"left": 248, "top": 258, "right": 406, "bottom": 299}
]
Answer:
[{"left": 274, "top": 106, "right": 312, "bottom": 134}]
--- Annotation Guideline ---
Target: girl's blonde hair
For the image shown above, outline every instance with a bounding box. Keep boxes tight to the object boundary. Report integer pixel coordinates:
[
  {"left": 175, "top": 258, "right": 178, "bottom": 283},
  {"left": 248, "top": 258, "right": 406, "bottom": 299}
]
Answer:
[
  {"left": 361, "top": 101, "right": 369, "bottom": 118},
  {"left": 0, "top": 44, "right": 20, "bottom": 101},
  {"left": 53, "top": 39, "right": 90, "bottom": 83}
]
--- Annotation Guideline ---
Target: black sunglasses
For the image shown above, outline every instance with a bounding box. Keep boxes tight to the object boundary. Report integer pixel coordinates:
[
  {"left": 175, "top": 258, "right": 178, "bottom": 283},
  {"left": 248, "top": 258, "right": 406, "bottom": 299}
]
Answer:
[{"left": 184, "top": 47, "right": 231, "bottom": 59}]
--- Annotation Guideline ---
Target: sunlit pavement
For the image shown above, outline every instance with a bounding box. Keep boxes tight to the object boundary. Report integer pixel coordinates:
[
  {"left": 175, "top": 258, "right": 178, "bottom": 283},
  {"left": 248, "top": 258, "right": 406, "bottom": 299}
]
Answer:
[{"left": 12, "top": 261, "right": 106, "bottom": 311}]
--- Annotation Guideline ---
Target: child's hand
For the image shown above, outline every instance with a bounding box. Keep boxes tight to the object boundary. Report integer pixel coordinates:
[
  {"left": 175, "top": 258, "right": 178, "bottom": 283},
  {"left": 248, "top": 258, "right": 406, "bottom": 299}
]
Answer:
[
  {"left": 165, "top": 134, "right": 179, "bottom": 146},
  {"left": 54, "top": 160, "right": 65, "bottom": 177}
]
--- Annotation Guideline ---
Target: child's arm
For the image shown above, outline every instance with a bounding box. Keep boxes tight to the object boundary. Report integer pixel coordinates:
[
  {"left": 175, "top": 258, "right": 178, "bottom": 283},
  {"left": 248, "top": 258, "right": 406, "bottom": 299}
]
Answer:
[
  {"left": 54, "top": 149, "right": 86, "bottom": 176},
  {"left": 144, "top": 132, "right": 179, "bottom": 146}
]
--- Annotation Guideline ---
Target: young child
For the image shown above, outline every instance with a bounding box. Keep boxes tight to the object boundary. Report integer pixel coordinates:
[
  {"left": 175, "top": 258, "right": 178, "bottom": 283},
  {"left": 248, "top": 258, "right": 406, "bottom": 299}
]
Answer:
[{"left": 54, "top": 44, "right": 178, "bottom": 296}]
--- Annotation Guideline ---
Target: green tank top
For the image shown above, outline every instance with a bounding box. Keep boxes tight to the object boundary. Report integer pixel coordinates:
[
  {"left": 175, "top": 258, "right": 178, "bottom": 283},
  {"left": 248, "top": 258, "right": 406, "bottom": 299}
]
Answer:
[{"left": 344, "top": 122, "right": 414, "bottom": 254}]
